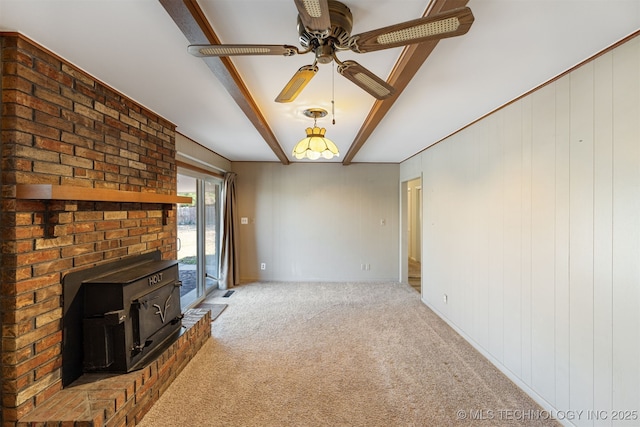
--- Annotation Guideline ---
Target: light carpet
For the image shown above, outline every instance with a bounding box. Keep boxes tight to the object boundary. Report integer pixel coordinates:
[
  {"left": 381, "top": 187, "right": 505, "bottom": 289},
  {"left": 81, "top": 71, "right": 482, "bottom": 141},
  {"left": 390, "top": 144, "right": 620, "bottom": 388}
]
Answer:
[{"left": 138, "top": 282, "right": 559, "bottom": 427}]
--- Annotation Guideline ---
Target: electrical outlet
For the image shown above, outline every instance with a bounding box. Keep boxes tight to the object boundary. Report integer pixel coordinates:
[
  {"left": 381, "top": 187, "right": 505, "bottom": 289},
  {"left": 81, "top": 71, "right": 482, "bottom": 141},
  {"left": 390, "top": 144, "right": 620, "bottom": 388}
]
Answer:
[
  {"left": 443, "top": 294, "right": 448, "bottom": 304},
  {"left": 260, "top": 263, "right": 266, "bottom": 270},
  {"left": 241, "top": 217, "right": 248, "bottom": 224}
]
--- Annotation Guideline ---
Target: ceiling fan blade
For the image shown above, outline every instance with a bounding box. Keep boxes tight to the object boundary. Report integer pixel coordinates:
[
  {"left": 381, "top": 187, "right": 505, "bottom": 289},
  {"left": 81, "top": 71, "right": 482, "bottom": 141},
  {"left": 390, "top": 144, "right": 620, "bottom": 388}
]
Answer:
[
  {"left": 188, "top": 44, "right": 300, "bottom": 57},
  {"left": 293, "top": 0, "right": 331, "bottom": 34},
  {"left": 349, "top": 7, "right": 474, "bottom": 53},
  {"left": 337, "top": 60, "right": 395, "bottom": 100},
  {"left": 275, "top": 64, "right": 319, "bottom": 103}
]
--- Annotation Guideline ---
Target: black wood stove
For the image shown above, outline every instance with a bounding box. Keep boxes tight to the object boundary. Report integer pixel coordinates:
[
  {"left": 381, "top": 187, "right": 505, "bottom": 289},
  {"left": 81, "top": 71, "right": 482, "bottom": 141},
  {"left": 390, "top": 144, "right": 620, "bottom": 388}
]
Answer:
[{"left": 62, "top": 251, "right": 182, "bottom": 386}]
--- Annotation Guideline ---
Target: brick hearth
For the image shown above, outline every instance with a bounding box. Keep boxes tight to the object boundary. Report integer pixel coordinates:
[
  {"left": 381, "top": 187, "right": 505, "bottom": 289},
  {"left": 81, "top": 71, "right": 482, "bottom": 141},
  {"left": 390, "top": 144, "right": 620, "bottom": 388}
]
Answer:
[{"left": 16, "top": 309, "right": 211, "bottom": 427}]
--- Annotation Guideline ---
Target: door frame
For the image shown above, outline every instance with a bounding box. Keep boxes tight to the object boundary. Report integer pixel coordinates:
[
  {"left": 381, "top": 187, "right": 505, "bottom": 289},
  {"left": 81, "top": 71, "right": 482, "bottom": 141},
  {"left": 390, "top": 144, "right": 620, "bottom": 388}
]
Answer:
[{"left": 177, "top": 167, "right": 223, "bottom": 309}]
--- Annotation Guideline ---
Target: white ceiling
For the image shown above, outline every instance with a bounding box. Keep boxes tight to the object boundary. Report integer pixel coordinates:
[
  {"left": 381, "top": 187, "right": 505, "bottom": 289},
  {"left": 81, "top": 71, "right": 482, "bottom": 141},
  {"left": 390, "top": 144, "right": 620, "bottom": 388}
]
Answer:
[{"left": 1, "top": 0, "right": 639, "bottom": 164}]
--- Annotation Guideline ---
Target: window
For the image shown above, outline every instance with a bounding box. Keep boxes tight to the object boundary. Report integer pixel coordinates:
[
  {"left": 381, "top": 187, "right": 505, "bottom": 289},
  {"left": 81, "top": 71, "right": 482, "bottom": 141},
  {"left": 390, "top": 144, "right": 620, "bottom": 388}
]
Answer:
[{"left": 177, "top": 169, "right": 222, "bottom": 308}]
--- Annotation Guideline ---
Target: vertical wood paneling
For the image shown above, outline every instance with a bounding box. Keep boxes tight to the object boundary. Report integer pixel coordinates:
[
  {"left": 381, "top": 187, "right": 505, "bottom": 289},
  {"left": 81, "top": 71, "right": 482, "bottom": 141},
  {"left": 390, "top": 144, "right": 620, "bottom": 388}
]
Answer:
[
  {"left": 426, "top": 143, "right": 452, "bottom": 315},
  {"left": 520, "top": 96, "right": 534, "bottom": 385},
  {"left": 488, "top": 111, "right": 505, "bottom": 359},
  {"left": 414, "top": 33, "right": 640, "bottom": 425},
  {"left": 569, "top": 62, "right": 596, "bottom": 423},
  {"left": 444, "top": 140, "right": 456, "bottom": 318},
  {"left": 237, "top": 162, "right": 265, "bottom": 280},
  {"left": 593, "top": 50, "right": 614, "bottom": 423},
  {"left": 530, "top": 83, "right": 557, "bottom": 403},
  {"left": 473, "top": 121, "right": 491, "bottom": 348},
  {"left": 235, "top": 163, "right": 399, "bottom": 282},
  {"left": 554, "top": 75, "right": 572, "bottom": 411},
  {"left": 422, "top": 150, "right": 438, "bottom": 304},
  {"left": 611, "top": 37, "right": 640, "bottom": 418},
  {"left": 449, "top": 137, "right": 464, "bottom": 323},
  {"left": 436, "top": 143, "right": 452, "bottom": 314},
  {"left": 360, "top": 165, "right": 400, "bottom": 275},
  {"left": 456, "top": 131, "right": 476, "bottom": 329},
  {"left": 502, "top": 101, "right": 524, "bottom": 377}
]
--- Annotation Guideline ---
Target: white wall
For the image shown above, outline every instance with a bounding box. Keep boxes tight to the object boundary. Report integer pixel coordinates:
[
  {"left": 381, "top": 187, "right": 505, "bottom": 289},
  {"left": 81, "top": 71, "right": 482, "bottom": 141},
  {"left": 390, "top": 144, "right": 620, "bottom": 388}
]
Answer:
[
  {"left": 402, "top": 35, "right": 640, "bottom": 426},
  {"left": 233, "top": 162, "right": 400, "bottom": 282}
]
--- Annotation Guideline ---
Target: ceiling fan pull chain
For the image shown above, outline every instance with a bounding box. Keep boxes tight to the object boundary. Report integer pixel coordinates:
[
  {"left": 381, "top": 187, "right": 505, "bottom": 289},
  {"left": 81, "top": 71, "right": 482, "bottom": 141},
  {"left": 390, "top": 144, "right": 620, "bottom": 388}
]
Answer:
[
  {"left": 332, "top": 62, "right": 336, "bottom": 125},
  {"left": 332, "top": 100, "right": 335, "bottom": 125}
]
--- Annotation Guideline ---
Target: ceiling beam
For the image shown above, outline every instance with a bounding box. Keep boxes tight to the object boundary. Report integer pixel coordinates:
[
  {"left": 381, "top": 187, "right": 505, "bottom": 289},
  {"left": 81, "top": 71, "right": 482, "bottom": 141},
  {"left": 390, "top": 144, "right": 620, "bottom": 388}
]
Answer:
[
  {"left": 159, "top": 0, "right": 290, "bottom": 165},
  {"left": 342, "top": 0, "right": 469, "bottom": 165}
]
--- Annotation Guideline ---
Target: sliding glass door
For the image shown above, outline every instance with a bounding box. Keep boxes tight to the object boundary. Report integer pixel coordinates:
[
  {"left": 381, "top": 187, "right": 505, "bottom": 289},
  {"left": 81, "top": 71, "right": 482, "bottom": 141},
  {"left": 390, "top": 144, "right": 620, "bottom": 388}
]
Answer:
[
  {"left": 177, "top": 174, "right": 198, "bottom": 307},
  {"left": 177, "top": 169, "right": 222, "bottom": 308}
]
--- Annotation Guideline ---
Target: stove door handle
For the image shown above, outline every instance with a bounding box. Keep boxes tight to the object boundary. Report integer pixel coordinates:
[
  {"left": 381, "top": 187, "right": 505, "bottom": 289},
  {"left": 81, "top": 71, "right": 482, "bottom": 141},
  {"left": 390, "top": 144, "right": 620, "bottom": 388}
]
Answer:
[{"left": 132, "top": 339, "right": 153, "bottom": 353}]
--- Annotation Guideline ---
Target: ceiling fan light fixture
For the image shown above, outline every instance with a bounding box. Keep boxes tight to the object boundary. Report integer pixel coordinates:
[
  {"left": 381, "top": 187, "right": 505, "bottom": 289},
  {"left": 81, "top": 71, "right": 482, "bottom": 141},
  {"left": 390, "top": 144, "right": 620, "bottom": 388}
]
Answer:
[{"left": 292, "top": 109, "right": 339, "bottom": 160}]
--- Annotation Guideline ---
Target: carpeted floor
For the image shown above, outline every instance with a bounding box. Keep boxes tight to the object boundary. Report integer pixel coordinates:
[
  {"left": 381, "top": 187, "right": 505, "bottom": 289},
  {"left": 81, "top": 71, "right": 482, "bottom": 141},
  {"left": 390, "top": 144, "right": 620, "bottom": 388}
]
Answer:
[{"left": 138, "top": 282, "right": 559, "bottom": 427}]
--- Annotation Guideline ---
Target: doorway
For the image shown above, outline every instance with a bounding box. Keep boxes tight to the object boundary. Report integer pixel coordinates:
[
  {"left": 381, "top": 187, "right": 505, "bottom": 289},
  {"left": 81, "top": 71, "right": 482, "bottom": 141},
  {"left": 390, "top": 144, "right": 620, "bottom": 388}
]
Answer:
[
  {"left": 177, "top": 169, "right": 222, "bottom": 309},
  {"left": 404, "top": 178, "right": 422, "bottom": 294}
]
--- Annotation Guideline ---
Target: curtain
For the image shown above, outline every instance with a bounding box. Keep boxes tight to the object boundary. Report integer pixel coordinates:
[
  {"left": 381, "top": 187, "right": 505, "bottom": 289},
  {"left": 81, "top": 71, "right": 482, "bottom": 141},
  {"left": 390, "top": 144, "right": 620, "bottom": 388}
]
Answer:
[{"left": 219, "top": 172, "right": 239, "bottom": 289}]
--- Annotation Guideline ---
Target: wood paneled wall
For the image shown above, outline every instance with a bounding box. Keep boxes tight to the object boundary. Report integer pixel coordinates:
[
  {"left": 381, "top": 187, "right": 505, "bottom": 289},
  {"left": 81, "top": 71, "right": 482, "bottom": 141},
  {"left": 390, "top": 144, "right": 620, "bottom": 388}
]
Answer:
[
  {"left": 403, "top": 35, "right": 639, "bottom": 425},
  {"left": 232, "top": 162, "right": 400, "bottom": 283}
]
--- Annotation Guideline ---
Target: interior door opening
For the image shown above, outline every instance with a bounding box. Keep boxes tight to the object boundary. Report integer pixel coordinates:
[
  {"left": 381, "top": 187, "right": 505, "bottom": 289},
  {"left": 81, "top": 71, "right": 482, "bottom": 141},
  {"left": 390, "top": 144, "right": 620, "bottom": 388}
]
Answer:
[{"left": 405, "top": 177, "right": 422, "bottom": 294}]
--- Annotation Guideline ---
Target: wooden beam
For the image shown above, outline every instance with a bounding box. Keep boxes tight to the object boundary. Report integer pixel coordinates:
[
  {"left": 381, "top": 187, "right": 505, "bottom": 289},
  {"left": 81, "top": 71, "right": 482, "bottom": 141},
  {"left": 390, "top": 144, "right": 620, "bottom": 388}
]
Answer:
[
  {"left": 342, "top": 0, "right": 469, "bottom": 165},
  {"left": 159, "top": 0, "right": 290, "bottom": 165}
]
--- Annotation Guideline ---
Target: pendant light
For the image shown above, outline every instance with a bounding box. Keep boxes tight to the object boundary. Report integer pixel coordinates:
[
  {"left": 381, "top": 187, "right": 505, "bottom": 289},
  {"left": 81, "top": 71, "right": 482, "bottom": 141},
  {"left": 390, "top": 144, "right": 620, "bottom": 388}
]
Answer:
[{"left": 292, "top": 108, "right": 339, "bottom": 160}]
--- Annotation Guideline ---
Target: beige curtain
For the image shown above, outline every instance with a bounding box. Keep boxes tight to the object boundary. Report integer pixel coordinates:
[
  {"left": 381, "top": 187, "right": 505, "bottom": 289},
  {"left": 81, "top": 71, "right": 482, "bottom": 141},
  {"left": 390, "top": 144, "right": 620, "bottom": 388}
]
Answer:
[{"left": 219, "top": 172, "right": 239, "bottom": 289}]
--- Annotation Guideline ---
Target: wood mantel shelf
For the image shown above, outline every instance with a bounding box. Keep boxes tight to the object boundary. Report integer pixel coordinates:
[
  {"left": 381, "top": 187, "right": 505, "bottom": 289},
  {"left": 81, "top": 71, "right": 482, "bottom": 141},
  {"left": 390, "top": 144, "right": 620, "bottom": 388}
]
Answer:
[{"left": 15, "top": 184, "right": 192, "bottom": 204}]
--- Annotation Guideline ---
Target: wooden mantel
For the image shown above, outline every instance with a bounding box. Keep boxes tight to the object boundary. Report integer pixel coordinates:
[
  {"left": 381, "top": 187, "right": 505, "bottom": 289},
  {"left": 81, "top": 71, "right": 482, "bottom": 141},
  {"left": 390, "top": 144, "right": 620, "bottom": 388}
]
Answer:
[{"left": 15, "top": 184, "right": 192, "bottom": 204}]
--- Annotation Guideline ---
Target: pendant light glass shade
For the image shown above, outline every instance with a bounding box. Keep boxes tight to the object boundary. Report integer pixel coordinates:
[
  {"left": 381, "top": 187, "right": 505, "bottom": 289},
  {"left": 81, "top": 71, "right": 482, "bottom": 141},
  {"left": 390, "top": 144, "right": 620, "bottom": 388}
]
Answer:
[
  {"left": 292, "top": 108, "right": 339, "bottom": 160},
  {"left": 292, "top": 126, "right": 339, "bottom": 160}
]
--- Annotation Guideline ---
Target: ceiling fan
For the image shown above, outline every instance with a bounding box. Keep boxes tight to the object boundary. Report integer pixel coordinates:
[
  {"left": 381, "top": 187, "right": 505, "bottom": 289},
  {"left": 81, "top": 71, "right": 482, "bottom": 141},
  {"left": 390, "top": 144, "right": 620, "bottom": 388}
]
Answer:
[{"left": 188, "top": 0, "right": 474, "bottom": 103}]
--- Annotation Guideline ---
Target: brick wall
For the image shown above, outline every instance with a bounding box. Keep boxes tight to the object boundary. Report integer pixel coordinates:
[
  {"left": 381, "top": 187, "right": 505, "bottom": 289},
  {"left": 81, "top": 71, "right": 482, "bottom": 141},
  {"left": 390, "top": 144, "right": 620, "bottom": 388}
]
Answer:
[{"left": 1, "top": 33, "right": 179, "bottom": 425}]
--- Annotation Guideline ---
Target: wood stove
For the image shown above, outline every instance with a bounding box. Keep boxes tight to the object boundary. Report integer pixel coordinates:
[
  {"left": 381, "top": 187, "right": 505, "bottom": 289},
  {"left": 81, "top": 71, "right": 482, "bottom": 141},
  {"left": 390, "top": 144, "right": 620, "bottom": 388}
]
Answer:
[{"left": 62, "top": 251, "right": 183, "bottom": 386}]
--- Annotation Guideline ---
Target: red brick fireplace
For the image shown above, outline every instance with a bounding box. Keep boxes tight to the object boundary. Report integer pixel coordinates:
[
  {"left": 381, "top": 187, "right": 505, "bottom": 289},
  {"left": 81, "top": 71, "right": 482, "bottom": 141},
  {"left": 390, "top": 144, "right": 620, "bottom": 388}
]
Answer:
[{"left": 1, "top": 34, "right": 210, "bottom": 425}]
